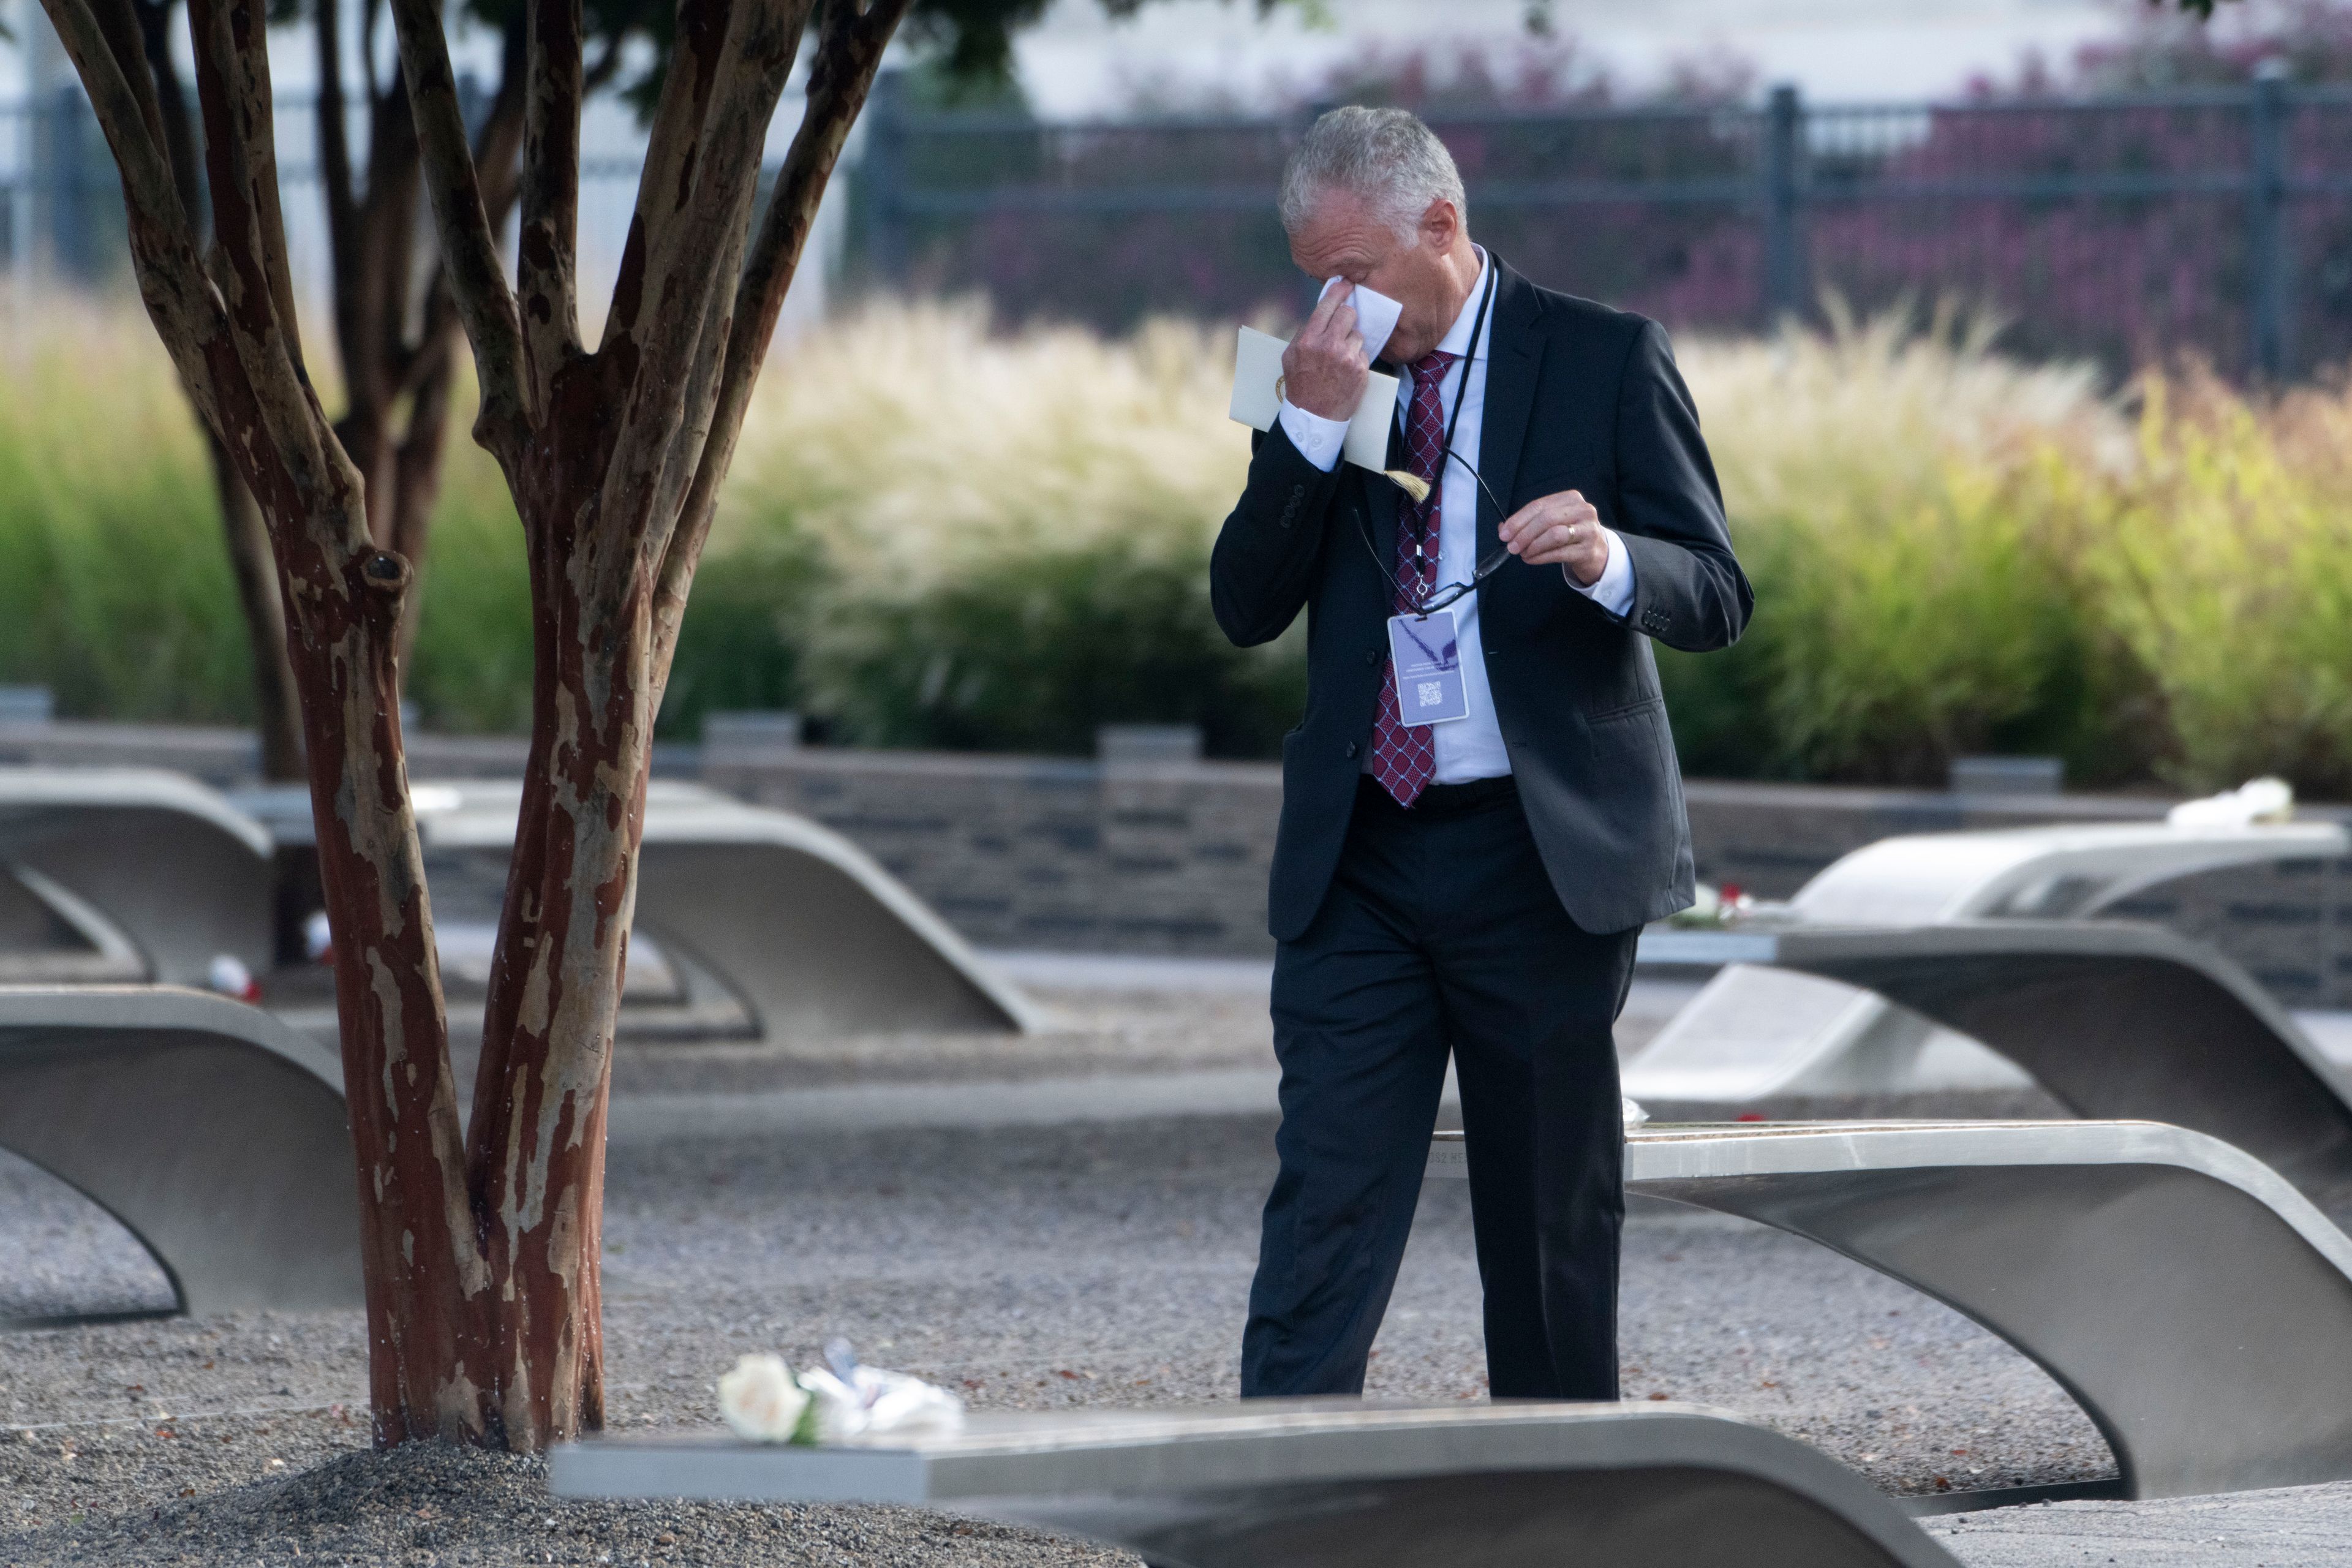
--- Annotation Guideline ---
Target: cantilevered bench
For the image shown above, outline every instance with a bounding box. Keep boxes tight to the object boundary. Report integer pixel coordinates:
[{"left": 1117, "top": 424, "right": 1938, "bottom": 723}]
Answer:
[
  {"left": 551, "top": 1400, "right": 1962, "bottom": 1567},
  {"left": 1628, "top": 820, "right": 2348, "bottom": 1102},
  {"left": 0, "top": 985, "right": 360, "bottom": 1322},
  {"left": 1760, "top": 922, "right": 2352, "bottom": 1187},
  {"left": 0, "top": 767, "right": 276, "bottom": 987},
  {"left": 1431, "top": 1118, "right": 2352, "bottom": 1499},
  {"left": 417, "top": 781, "right": 1036, "bottom": 1039},
  {"left": 243, "top": 780, "right": 1038, "bottom": 1041}
]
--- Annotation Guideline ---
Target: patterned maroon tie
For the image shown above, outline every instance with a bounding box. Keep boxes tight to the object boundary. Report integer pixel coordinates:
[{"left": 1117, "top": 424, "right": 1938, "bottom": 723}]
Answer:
[{"left": 1366, "top": 349, "right": 1459, "bottom": 809}]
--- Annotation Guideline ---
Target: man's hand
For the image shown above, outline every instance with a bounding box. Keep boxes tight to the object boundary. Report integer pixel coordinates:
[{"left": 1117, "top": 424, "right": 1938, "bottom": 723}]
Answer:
[
  {"left": 1281, "top": 286, "right": 1369, "bottom": 420},
  {"left": 1500, "top": 490, "right": 1610, "bottom": 586}
]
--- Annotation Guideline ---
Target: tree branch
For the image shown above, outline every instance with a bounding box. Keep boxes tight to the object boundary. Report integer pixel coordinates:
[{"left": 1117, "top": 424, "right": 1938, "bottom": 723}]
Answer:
[
  {"left": 361, "top": 0, "right": 385, "bottom": 99},
  {"left": 651, "top": 0, "right": 910, "bottom": 696},
  {"left": 589, "top": 0, "right": 810, "bottom": 584},
  {"left": 478, "top": 10, "right": 531, "bottom": 225},
  {"left": 187, "top": 0, "right": 349, "bottom": 511},
  {"left": 641, "top": 167, "right": 752, "bottom": 570},
  {"left": 597, "top": 0, "right": 726, "bottom": 357},
  {"left": 124, "top": 0, "right": 192, "bottom": 205},
  {"left": 84, "top": 0, "right": 172, "bottom": 166},
  {"left": 190, "top": 0, "right": 304, "bottom": 356},
  {"left": 40, "top": 0, "right": 224, "bottom": 412},
  {"left": 389, "top": 0, "right": 530, "bottom": 448},
  {"left": 399, "top": 39, "right": 526, "bottom": 404},
  {"left": 359, "top": 58, "right": 423, "bottom": 412},
  {"left": 317, "top": 0, "right": 363, "bottom": 375},
  {"left": 517, "top": 0, "right": 585, "bottom": 395}
]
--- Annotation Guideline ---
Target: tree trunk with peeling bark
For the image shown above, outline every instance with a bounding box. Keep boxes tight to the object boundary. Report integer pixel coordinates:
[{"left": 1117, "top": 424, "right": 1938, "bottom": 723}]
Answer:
[
  {"left": 41, "top": 0, "right": 908, "bottom": 1451},
  {"left": 132, "top": 0, "right": 307, "bottom": 779},
  {"left": 203, "top": 437, "right": 308, "bottom": 780}
]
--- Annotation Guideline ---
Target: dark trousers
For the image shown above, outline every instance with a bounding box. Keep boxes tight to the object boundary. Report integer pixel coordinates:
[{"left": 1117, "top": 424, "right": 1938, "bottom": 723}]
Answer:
[{"left": 1241, "top": 775, "right": 1640, "bottom": 1401}]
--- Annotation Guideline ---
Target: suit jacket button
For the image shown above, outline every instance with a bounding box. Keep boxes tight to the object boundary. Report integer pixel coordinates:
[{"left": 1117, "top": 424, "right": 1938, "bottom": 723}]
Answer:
[
  {"left": 1345, "top": 742, "right": 1360, "bottom": 759},
  {"left": 1364, "top": 649, "right": 1379, "bottom": 666}
]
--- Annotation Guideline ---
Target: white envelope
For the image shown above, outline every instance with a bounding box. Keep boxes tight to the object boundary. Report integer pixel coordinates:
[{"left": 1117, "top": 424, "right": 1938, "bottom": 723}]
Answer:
[{"left": 1229, "top": 326, "right": 1400, "bottom": 473}]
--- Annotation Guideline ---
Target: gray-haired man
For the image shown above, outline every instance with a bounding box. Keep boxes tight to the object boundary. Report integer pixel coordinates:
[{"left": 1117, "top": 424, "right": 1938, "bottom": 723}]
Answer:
[{"left": 1213, "top": 107, "right": 1751, "bottom": 1400}]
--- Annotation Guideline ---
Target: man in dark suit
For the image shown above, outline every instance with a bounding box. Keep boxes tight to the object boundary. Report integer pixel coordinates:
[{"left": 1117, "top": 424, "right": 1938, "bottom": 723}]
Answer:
[{"left": 1216, "top": 106, "right": 1751, "bottom": 1402}]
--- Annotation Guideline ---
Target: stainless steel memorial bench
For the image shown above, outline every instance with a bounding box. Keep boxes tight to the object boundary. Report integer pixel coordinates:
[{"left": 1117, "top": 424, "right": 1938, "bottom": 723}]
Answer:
[
  {"left": 0, "top": 768, "right": 277, "bottom": 987},
  {"left": 1629, "top": 820, "right": 2348, "bottom": 1102},
  {"left": 1432, "top": 1118, "right": 2352, "bottom": 1499},
  {"left": 0, "top": 985, "right": 360, "bottom": 1322},
  {"left": 412, "top": 781, "right": 1037, "bottom": 1039},
  {"left": 241, "top": 779, "right": 1038, "bottom": 1042},
  {"left": 551, "top": 1400, "right": 1962, "bottom": 1567},
  {"left": 1760, "top": 922, "right": 2352, "bottom": 1186}
]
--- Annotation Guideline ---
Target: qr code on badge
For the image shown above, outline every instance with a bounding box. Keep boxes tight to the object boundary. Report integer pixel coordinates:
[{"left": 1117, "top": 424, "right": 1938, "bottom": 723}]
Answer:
[{"left": 1416, "top": 681, "right": 1444, "bottom": 707}]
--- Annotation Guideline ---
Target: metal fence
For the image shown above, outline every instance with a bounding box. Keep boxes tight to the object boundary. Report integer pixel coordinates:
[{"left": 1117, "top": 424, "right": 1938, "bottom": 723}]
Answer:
[
  {"left": 12, "top": 76, "right": 2352, "bottom": 380},
  {"left": 854, "top": 75, "right": 2352, "bottom": 382},
  {"left": 0, "top": 84, "right": 655, "bottom": 323}
]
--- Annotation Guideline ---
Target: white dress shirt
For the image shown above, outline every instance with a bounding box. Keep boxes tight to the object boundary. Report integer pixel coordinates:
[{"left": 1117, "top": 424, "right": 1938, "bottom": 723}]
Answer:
[{"left": 1276, "top": 250, "right": 1637, "bottom": 783}]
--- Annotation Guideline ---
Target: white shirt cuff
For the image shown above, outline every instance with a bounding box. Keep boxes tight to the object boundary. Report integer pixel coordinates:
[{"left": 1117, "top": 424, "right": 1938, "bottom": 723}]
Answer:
[
  {"left": 1565, "top": 527, "right": 1637, "bottom": 617},
  {"left": 1276, "top": 398, "right": 1348, "bottom": 473}
]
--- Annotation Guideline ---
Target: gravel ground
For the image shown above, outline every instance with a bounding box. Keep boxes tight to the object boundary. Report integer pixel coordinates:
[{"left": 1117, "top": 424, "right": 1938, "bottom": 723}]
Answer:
[{"left": 0, "top": 979, "right": 2343, "bottom": 1564}]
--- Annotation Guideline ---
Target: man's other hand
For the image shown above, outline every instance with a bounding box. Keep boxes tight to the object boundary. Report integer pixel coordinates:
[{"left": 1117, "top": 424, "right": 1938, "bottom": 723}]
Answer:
[
  {"left": 1501, "top": 490, "right": 1610, "bottom": 585},
  {"left": 1281, "top": 287, "right": 1370, "bottom": 420}
]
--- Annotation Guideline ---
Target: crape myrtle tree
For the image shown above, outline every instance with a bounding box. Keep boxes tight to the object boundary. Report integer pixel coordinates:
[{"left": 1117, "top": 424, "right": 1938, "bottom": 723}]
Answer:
[
  {"left": 102, "top": 0, "right": 1060, "bottom": 780},
  {"left": 34, "top": 0, "right": 904, "bottom": 1450},
  {"left": 32, "top": 0, "right": 913, "bottom": 1450},
  {"left": 36, "top": 0, "right": 1273, "bottom": 1455},
  {"left": 121, "top": 0, "right": 641, "bottom": 779},
  {"left": 127, "top": 0, "right": 306, "bottom": 776}
]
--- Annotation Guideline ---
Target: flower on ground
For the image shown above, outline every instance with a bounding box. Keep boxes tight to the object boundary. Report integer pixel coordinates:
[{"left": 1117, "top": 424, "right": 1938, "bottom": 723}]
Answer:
[{"left": 717, "top": 1354, "right": 812, "bottom": 1444}]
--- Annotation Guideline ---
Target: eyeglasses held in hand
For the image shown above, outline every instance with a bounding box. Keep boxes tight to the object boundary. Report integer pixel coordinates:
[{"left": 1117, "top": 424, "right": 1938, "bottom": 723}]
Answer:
[{"left": 1359, "top": 446, "right": 1515, "bottom": 618}]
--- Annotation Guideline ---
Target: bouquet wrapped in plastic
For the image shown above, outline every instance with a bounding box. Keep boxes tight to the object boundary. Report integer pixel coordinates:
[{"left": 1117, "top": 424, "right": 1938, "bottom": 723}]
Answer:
[{"left": 718, "top": 1339, "right": 965, "bottom": 1446}]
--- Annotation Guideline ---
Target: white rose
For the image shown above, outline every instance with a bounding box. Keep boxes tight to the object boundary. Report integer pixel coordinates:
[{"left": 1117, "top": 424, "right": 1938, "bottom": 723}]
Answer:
[{"left": 717, "top": 1354, "right": 810, "bottom": 1443}]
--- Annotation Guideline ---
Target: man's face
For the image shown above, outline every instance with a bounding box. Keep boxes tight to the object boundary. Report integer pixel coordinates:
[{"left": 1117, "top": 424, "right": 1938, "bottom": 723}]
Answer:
[{"left": 1287, "top": 188, "right": 1463, "bottom": 364}]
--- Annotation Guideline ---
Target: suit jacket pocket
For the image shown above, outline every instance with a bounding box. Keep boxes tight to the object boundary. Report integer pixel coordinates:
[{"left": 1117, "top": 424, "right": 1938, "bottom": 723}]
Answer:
[
  {"left": 1583, "top": 699, "right": 1681, "bottom": 854},
  {"left": 1585, "top": 694, "right": 1665, "bottom": 726}
]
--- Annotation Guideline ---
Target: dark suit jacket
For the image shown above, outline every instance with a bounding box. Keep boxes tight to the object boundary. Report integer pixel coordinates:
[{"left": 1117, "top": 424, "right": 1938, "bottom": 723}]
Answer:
[{"left": 1210, "top": 260, "right": 1752, "bottom": 941}]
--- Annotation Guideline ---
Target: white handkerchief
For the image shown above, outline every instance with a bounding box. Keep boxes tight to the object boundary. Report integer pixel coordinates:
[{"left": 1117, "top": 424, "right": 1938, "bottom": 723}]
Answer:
[
  {"left": 1318, "top": 276, "right": 1405, "bottom": 365},
  {"left": 1229, "top": 326, "right": 1399, "bottom": 473}
]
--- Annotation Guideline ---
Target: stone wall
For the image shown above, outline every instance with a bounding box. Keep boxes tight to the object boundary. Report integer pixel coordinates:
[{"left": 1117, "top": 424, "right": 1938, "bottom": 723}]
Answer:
[
  {"left": 704, "top": 748, "right": 1282, "bottom": 955},
  {"left": 709, "top": 752, "right": 2352, "bottom": 1003},
  {"left": 4, "top": 717, "right": 2348, "bottom": 1003}
]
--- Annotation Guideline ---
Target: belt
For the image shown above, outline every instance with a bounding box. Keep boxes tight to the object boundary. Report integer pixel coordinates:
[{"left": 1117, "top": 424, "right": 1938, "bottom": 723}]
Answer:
[{"left": 1356, "top": 772, "right": 1518, "bottom": 818}]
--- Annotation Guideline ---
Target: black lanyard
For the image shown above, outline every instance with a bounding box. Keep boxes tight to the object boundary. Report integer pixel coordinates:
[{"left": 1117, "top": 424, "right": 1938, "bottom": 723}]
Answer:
[
  {"left": 1423, "top": 252, "right": 1498, "bottom": 520},
  {"left": 1365, "top": 253, "right": 1499, "bottom": 608}
]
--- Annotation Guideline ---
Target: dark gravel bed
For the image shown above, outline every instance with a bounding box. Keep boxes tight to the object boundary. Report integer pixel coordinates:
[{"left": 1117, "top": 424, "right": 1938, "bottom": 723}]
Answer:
[
  {"left": 598, "top": 987, "right": 1280, "bottom": 1096},
  {"left": 17, "top": 974, "right": 2343, "bottom": 1566},
  {"left": 0, "top": 1152, "right": 177, "bottom": 1326},
  {"left": 4, "top": 1099, "right": 2122, "bottom": 1566}
]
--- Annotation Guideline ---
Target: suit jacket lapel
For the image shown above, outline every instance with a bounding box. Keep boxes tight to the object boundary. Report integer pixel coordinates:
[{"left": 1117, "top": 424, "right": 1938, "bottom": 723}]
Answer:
[
  {"left": 1366, "top": 369, "right": 1404, "bottom": 591},
  {"left": 1477, "top": 261, "right": 1545, "bottom": 563}
]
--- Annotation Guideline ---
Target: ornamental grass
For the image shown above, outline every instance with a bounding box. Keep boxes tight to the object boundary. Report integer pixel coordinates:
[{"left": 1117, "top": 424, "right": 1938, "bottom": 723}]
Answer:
[{"left": 1, "top": 287, "right": 2348, "bottom": 794}]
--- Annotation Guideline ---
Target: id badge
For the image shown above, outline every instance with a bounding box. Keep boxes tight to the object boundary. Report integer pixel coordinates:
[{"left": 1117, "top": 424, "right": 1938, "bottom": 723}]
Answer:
[{"left": 1387, "top": 604, "right": 1469, "bottom": 726}]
